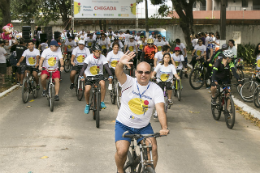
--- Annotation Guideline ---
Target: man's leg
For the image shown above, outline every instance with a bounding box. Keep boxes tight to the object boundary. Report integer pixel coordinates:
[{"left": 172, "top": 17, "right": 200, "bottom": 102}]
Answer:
[
  {"left": 145, "top": 137, "right": 158, "bottom": 168},
  {"left": 54, "top": 78, "right": 60, "bottom": 95},
  {"left": 84, "top": 85, "right": 92, "bottom": 104},
  {"left": 32, "top": 71, "right": 39, "bottom": 84},
  {"left": 115, "top": 140, "right": 130, "bottom": 173},
  {"left": 41, "top": 74, "right": 48, "bottom": 90},
  {"left": 99, "top": 80, "right": 106, "bottom": 102},
  {"left": 70, "top": 70, "right": 77, "bottom": 83}
]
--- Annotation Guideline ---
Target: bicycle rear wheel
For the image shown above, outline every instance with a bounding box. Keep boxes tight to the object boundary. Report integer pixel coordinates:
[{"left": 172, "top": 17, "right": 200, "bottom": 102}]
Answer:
[
  {"left": 32, "top": 80, "right": 38, "bottom": 99},
  {"left": 49, "top": 84, "right": 54, "bottom": 112},
  {"left": 96, "top": 91, "right": 101, "bottom": 128},
  {"left": 22, "top": 79, "right": 29, "bottom": 103},
  {"left": 189, "top": 68, "right": 205, "bottom": 90},
  {"left": 240, "top": 81, "right": 257, "bottom": 102},
  {"left": 224, "top": 96, "right": 235, "bottom": 129},
  {"left": 77, "top": 80, "right": 84, "bottom": 101},
  {"left": 116, "top": 82, "right": 121, "bottom": 109},
  {"left": 143, "top": 166, "right": 156, "bottom": 173},
  {"left": 254, "top": 87, "right": 260, "bottom": 108},
  {"left": 211, "top": 95, "right": 222, "bottom": 120},
  {"left": 236, "top": 68, "right": 244, "bottom": 80},
  {"left": 64, "top": 59, "right": 71, "bottom": 73}
]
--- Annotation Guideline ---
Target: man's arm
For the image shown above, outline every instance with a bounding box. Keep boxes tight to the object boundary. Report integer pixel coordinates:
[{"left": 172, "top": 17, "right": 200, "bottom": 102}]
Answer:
[
  {"left": 39, "top": 57, "right": 45, "bottom": 70},
  {"left": 155, "top": 102, "right": 169, "bottom": 135},
  {"left": 154, "top": 58, "right": 157, "bottom": 67},
  {"left": 36, "top": 55, "right": 40, "bottom": 67},
  {"left": 17, "top": 56, "right": 25, "bottom": 65},
  {"left": 71, "top": 54, "right": 76, "bottom": 66},
  {"left": 183, "top": 48, "right": 187, "bottom": 57},
  {"left": 59, "top": 58, "right": 64, "bottom": 72}
]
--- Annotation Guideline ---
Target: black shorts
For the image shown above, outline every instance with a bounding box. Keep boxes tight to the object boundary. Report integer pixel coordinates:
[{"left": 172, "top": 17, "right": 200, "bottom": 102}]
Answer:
[
  {"left": 25, "top": 66, "right": 39, "bottom": 73},
  {"left": 158, "top": 82, "right": 172, "bottom": 90},
  {"left": 67, "top": 51, "right": 72, "bottom": 58},
  {"left": 71, "top": 65, "right": 83, "bottom": 73},
  {"left": 211, "top": 78, "right": 231, "bottom": 87},
  {"left": 0, "top": 63, "right": 6, "bottom": 74},
  {"left": 85, "top": 75, "right": 105, "bottom": 86}
]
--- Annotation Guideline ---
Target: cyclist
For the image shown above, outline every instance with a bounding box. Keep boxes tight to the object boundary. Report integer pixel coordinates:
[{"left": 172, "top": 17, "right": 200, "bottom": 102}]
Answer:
[
  {"left": 106, "top": 43, "right": 124, "bottom": 90},
  {"left": 162, "top": 36, "right": 170, "bottom": 47},
  {"left": 79, "top": 45, "right": 113, "bottom": 114},
  {"left": 123, "top": 30, "right": 131, "bottom": 45},
  {"left": 124, "top": 35, "right": 138, "bottom": 69},
  {"left": 17, "top": 40, "right": 40, "bottom": 90},
  {"left": 98, "top": 33, "right": 110, "bottom": 56},
  {"left": 154, "top": 34, "right": 166, "bottom": 52},
  {"left": 39, "top": 40, "right": 64, "bottom": 101},
  {"left": 110, "top": 36, "right": 123, "bottom": 50},
  {"left": 154, "top": 45, "right": 171, "bottom": 67},
  {"left": 114, "top": 52, "right": 169, "bottom": 173},
  {"left": 15, "top": 39, "right": 27, "bottom": 86},
  {"left": 38, "top": 38, "right": 48, "bottom": 54},
  {"left": 171, "top": 47, "right": 187, "bottom": 78},
  {"left": 175, "top": 38, "right": 187, "bottom": 64},
  {"left": 84, "top": 33, "right": 95, "bottom": 48},
  {"left": 64, "top": 36, "right": 76, "bottom": 59},
  {"left": 141, "top": 38, "right": 158, "bottom": 68},
  {"left": 137, "top": 34, "right": 147, "bottom": 62},
  {"left": 95, "top": 31, "right": 101, "bottom": 43},
  {"left": 69, "top": 40, "right": 90, "bottom": 89},
  {"left": 152, "top": 52, "right": 180, "bottom": 105},
  {"left": 228, "top": 39, "right": 237, "bottom": 58},
  {"left": 211, "top": 50, "right": 242, "bottom": 105},
  {"left": 149, "top": 32, "right": 156, "bottom": 41},
  {"left": 190, "top": 38, "right": 206, "bottom": 68}
]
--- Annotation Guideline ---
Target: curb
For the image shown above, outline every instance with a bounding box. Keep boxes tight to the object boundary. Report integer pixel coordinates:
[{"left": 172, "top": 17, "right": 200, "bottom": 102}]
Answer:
[
  {"left": 232, "top": 96, "right": 260, "bottom": 120},
  {"left": 0, "top": 85, "right": 19, "bottom": 98}
]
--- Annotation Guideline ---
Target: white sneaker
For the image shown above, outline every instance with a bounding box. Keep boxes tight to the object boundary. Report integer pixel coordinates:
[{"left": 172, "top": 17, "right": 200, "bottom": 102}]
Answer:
[
  {"left": 108, "top": 84, "right": 112, "bottom": 90},
  {"left": 187, "top": 63, "right": 193, "bottom": 70}
]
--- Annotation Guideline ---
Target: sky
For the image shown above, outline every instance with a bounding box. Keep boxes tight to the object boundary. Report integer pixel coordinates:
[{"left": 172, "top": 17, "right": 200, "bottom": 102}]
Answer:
[{"left": 136, "top": 0, "right": 173, "bottom": 18}]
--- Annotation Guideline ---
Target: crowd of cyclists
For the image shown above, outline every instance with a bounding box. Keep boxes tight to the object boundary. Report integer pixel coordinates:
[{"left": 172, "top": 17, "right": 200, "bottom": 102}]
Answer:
[{"left": 1, "top": 27, "right": 260, "bottom": 172}]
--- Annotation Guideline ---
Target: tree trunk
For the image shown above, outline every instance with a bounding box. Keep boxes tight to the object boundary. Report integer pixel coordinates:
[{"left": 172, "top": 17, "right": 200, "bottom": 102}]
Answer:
[
  {"left": 99, "top": 20, "right": 102, "bottom": 30},
  {"left": 0, "top": 0, "right": 11, "bottom": 29}
]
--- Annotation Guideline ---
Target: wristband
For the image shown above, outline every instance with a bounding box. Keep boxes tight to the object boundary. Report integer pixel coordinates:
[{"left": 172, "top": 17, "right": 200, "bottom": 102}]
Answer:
[
  {"left": 109, "top": 76, "right": 113, "bottom": 79},
  {"left": 79, "top": 76, "right": 84, "bottom": 79}
]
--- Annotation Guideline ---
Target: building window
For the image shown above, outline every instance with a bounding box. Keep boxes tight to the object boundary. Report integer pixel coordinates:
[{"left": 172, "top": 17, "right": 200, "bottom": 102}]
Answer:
[{"left": 242, "top": 0, "right": 248, "bottom": 7}]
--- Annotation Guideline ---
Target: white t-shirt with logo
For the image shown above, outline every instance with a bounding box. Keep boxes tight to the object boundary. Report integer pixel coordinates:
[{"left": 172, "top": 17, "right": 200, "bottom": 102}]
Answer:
[
  {"left": 194, "top": 44, "right": 206, "bottom": 56},
  {"left": 256, "top": 55, "right": 260, "bottom": 70},
  {"left": 154, "top": 40, "right": 166, "bottom": 52},
  {"left": 84, "top": 37, "right": 95, "bottom": 47},
  {"left": 41, "top": 48, "right": 63, "bottom": 69},
  {"left": 83, "top": 54, "right": 107, "bottom": 76},
  {"left": 171, "top": 53, "right": 184, "bottom": 70},
  {"left": 124, "top": 34, "right": 131, "bottom": 44},
  {"left": 40, "top": 43, "right": 48, "bottom": 52},
  {"left": 154, "top": 64, "right": 177, "bottom": 83},
  {"left": 0, "top": 47, "right": 7, "bottom": 63},
  {"left": 106, "top": 51, "right": 124, "bottom": 69},
  {"left": 176, "top": 43, "right": 186, "bottom": 57},
  {"left": 126, "top": 41, "right": 137, "bottom": 52},
  {"left": 98, "top": 38, "right": 110, "bottom": 50},
  {"left": 65, "top": 40, "right": 77, "bottom": 52},
  {"left": 72, "top": 47, "right": 90, "bottom": 65},
  {"left": 154, "top": 52, "right": 164, "bottom": 65},
  {"left": 110, "top": 41, "right": 124, "bottom": 49},
  {"left": 22, "top": 48, "right": 40, "bottom": 66},
  {"left": 116, "top": 75, "right": 164, "bottom": 128}
]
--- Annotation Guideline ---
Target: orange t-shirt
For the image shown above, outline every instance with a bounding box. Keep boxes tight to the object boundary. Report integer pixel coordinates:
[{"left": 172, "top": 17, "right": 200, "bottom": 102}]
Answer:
[{"left": 143, "top": 45, "right": 158, "bottom": 60}]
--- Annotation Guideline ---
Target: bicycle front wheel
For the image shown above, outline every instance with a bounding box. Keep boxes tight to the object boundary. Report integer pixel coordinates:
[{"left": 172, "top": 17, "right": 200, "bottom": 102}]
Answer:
[
  {"left": 64, "top": 59, "right": 71, "bottom": 73},
  {"left": 32, "top": 81, "right": 38, "bottom": 99},
  {"left": 96, "top": 91, "right": 101, "bottom": 128},
  {"left": 22, "top": 79, "right": 29, "bottom": 103},
  {"left": 240, "top": 81, "right": 257, "bottom": 102},
  {"left": 116, "top": 82, "right": 121, "bottom": 109},
  {"left": 123, "top": 151, "right": 136, "bottom": 172},
  {"left": 189, "top": 68, "right": 205, "bottom": 90},
  {"left": 224, "top": 96, "right": 235, "bottom": 129},
  {"left": 211, "top": 95, "right": 222, "bottom": 120},
  {"left": 164, "top": 96, "right": 168, "bottom": 113},
  {"left": 143, "top": 166, "right": 156, "bottom": 173},
  {"left": 77, "top": 80, "right": 84, "bottom": 101},
  {"left": 49, "top": 84, "right": 54, "bottom": 112},
  {"left": 177, "top": 81, "right": 181, "bottom": 101},
  {"left": 236, "top": 68, "right": 244, "bottom": 80},
  {"left": 254, "top": 87, "right": 260, "bottom": 108}
]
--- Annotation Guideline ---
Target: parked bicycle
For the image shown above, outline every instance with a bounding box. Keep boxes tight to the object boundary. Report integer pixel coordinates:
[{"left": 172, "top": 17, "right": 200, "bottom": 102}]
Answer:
[
  {"left": 87, "top": 75, "right": 107, "bottom": 128},
  {"left": 21, "top": 65, "right": 38, "bottom": 103},
  {"left": 211, "top": 84, "right": 236, "bottom": 129},
  {"left": 122, "top": 131, "right": 165, "bottom": 173}
]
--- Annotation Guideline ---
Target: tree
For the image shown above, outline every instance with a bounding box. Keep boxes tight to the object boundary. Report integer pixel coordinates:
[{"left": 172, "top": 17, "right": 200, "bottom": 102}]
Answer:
[{"left": 0, "top": 0, "right": 11, "bottom": 28}]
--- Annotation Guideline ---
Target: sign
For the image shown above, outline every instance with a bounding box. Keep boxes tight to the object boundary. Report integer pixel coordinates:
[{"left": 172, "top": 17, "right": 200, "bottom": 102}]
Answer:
[{"left": 74, "top": 0, "right": 137, "bottom": 19}]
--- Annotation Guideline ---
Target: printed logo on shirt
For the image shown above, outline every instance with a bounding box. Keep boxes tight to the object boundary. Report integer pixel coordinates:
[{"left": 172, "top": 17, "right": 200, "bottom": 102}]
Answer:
[
  {"left": 139, "top": 45, "right": 143, "bottom": 50},
  {"left": 28, "top": 57, "right": 36, "bottom": 65},
  {"left": 67, "top": 45, "right": 72, "bottom": 49},
  {"left": 129, "top": 46, "right": 134, "bottom": 51},
  {"left": 129, "top": 115, "right": 142, "bottom": 121},
  {"left": 257, "top": 59, "right": 260, "bottom": 68},
  {"left": 76, "top": 55, "right": 85, "bottom": 63},
  {"left": 175, "top": 61, "right": 180, "bottom": 66},
  {"left": 88, "top": 42, "right": 92, "bottom": 47},
  {"left": 111, "top": 60, "right": 119, "bottom": 67},
  {"left": 48, "top": 57, "right": 57, "bottom": 66},
  {"left": 90, "top": 65, "right": 100, "bottom": 75},
  {"left": 128, "top": 98, "right": 149, "bottom": 115},
  {"left": 196, "top": 50, "right": 201, "bottom": 56},
  {"left": 160, "top": 73, "right": 170, "bottom": 82},
  {"left": 158, "top": 46, "right": 162, "bottom": 51}
]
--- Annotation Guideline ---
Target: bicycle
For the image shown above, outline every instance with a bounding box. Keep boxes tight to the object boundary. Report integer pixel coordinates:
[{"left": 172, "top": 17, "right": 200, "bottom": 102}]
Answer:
[
  {"left": 234, "top": 57, "right": 244, "bottom": 80},
  {"left": 21, "top": 65, "right": 38, "bottom": 103},
  {"left": 122, "top": 131, "right": 165, "bottom": 173},
  {"left": 74, "top": 65, "right": 84, "bottom": 101},
  {"left": 116, "top": 80, "right": 122, "bottom": 109},
  {"left": 189, "top": 57, "right": 210, "bottom": 90},
  {"left": 110, "top": 75, "right": 118, "bottom": 105},
  {"left": 45, "top": 67, "right": 57, "bottom": 112},
  {"left": 87, "top": 75, "right": 107, "bottom": 128},
  {"left": 253, "top": 85, "right": 260, "bottom": 108},
  {"left": 173, "top": 70, "right": 182, "bottom": 101},
  {"left": 64, "top": 52, "right": 72, "bottom": 73},
  {"left": 211, "top": 84, "right": 236, "bottom": 129}
]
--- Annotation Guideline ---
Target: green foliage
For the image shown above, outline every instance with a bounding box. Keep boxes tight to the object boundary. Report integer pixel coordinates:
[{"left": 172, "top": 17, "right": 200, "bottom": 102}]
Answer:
[
  {"left": 151, "top": 0, "right": 166, "bottom": 5},
  {"left": 168, "top": 40, "right": 176, "bottom": 51},
  {"left": 237, "top": 44, "right": 256, "bottom": 65}
]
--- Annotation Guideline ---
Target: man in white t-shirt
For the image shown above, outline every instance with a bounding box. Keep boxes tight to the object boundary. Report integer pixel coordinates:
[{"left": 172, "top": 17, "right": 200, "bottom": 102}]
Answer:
[
  {"left": 175, "top": 39, "right": 187, "bottom": 61},
  {"left": 154, "top": 45, "right": 170, "bottom": 67},
  {"left": 228, "top": 39, "right": 237, "bottom": 58},
  {"left": 79, "top": 45, "right": 113, "bottom": 114},
  {"left": 17, "top": 40, "right": 40, "bottom": 89},
  {"left": 154, "top": 34, "right": 166, "bottom": 52},
  {"left": 64, "top": 36, "right": 77, "bottom": 58},
  {"left": 69, "top": 40, "right": 90, "bottom": 89},
  {"left": 190, "top": 38, "right": 206, "bottom": 68},
  {"left": 39, "top": 40, "right": 64, "bottom": 101},
  {"left": 124, "top": 36, "right": 137, "bottom": 53},
  {"left": 84, "top": 33, "right": 95, "bottom": 48},
  {"left": 114, "top": 52, "right": 169, "bottom": 173}
]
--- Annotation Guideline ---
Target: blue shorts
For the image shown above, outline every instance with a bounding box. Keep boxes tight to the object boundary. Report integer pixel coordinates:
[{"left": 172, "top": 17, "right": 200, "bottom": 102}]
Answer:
[{"left": 115, "top": 120, "right": 154, "bottom": 143}]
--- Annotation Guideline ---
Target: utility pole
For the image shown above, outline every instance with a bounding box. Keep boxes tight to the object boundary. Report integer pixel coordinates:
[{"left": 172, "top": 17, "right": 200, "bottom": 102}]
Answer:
[
  {"left": 145, "top": 0, "right": 149, "bottom": 38},
  {"left": 220, "top": 0, "right": 226, "bottom": 40},
  {"left": 71, "top": 0, "right": 74, "bottom": 32}
]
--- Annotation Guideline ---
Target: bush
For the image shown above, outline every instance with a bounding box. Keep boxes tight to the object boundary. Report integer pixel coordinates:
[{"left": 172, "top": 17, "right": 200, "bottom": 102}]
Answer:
[
  {"left": 168, "top": 40, "right": 176, "bottom": 52},
  {"left": 237, "top": 44, "right": 256, "bottom": 66}
]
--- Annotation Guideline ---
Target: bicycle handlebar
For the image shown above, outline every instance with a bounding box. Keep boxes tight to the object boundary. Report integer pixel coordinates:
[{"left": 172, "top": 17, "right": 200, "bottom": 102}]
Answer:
[{"left": 122, "top": 131, "right": 164, "bottom": 139}]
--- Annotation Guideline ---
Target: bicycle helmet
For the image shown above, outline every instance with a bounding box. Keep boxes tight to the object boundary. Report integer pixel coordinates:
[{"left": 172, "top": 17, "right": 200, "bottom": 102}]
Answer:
[
  {"left": 96, "top": 31, "right": 101, "bottom": 35},
  {"left": 92, "top": 44, "right": 102, "bottom": 51},
  {"left": 147, "top": 38, "right": 154, "bottom": 44},
  {"left": 174, "top": 47, "right": 181, "bottom": 51},
  {"left": 223, "top": 50, "right": 234, "bottom": 58},
  {"left": 114, "top": 36, "right": 119, "bottom": 40},
  {"left": 221, "top": 44, "right": 228, "bottom": 50}
]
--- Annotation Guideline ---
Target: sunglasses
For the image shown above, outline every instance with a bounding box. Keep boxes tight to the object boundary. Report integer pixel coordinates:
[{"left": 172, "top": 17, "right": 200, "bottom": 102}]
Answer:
[
  {"left": 94, "top": 50, "right": 101, "bottom": 53},
  {"left": 148, "top": 43, "right": 153, "bottom": 45},
  {"left": 137, "top": 70, "right": 151, "bottom": 75}
]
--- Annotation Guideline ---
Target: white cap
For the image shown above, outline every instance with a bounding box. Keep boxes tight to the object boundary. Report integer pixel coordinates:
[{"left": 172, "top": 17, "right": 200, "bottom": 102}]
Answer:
[{"left": 78, "top": 40, "right": 84, "bottom": 45}]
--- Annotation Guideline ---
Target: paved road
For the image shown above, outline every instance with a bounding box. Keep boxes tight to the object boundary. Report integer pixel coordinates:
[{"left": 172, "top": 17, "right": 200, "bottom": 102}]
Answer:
[{"left": 0, "top": 72, "right": 260, "bottom": 173}]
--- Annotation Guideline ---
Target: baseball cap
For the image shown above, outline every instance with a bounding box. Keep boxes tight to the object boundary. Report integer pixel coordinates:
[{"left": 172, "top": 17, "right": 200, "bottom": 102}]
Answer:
[
  {"left": 50, "top": 40, "right": 60, "bottom": 47},
  {"left": 130, "top": 35, "right": 135, "bottom": 39},
  {"left": 78, "top": 40, "right": 84, "bottom": 45}
]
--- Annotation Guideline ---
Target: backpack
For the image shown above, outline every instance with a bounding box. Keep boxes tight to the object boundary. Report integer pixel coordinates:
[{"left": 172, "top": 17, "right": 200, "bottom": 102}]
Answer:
[{"left": 9, "top": 54, "right": 17, "bottom": 66}]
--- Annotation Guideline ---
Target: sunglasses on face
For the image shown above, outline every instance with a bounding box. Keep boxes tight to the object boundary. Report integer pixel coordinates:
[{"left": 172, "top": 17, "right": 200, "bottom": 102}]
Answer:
[
  {"left": 94, "top": 50, "right": 101, "bottom": 53},
  {"left": 148, "top": 43, "right": 153, "bottom": 45},
  {"left": 137, "top": 70, "right": 151, "bottom": 75}
]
